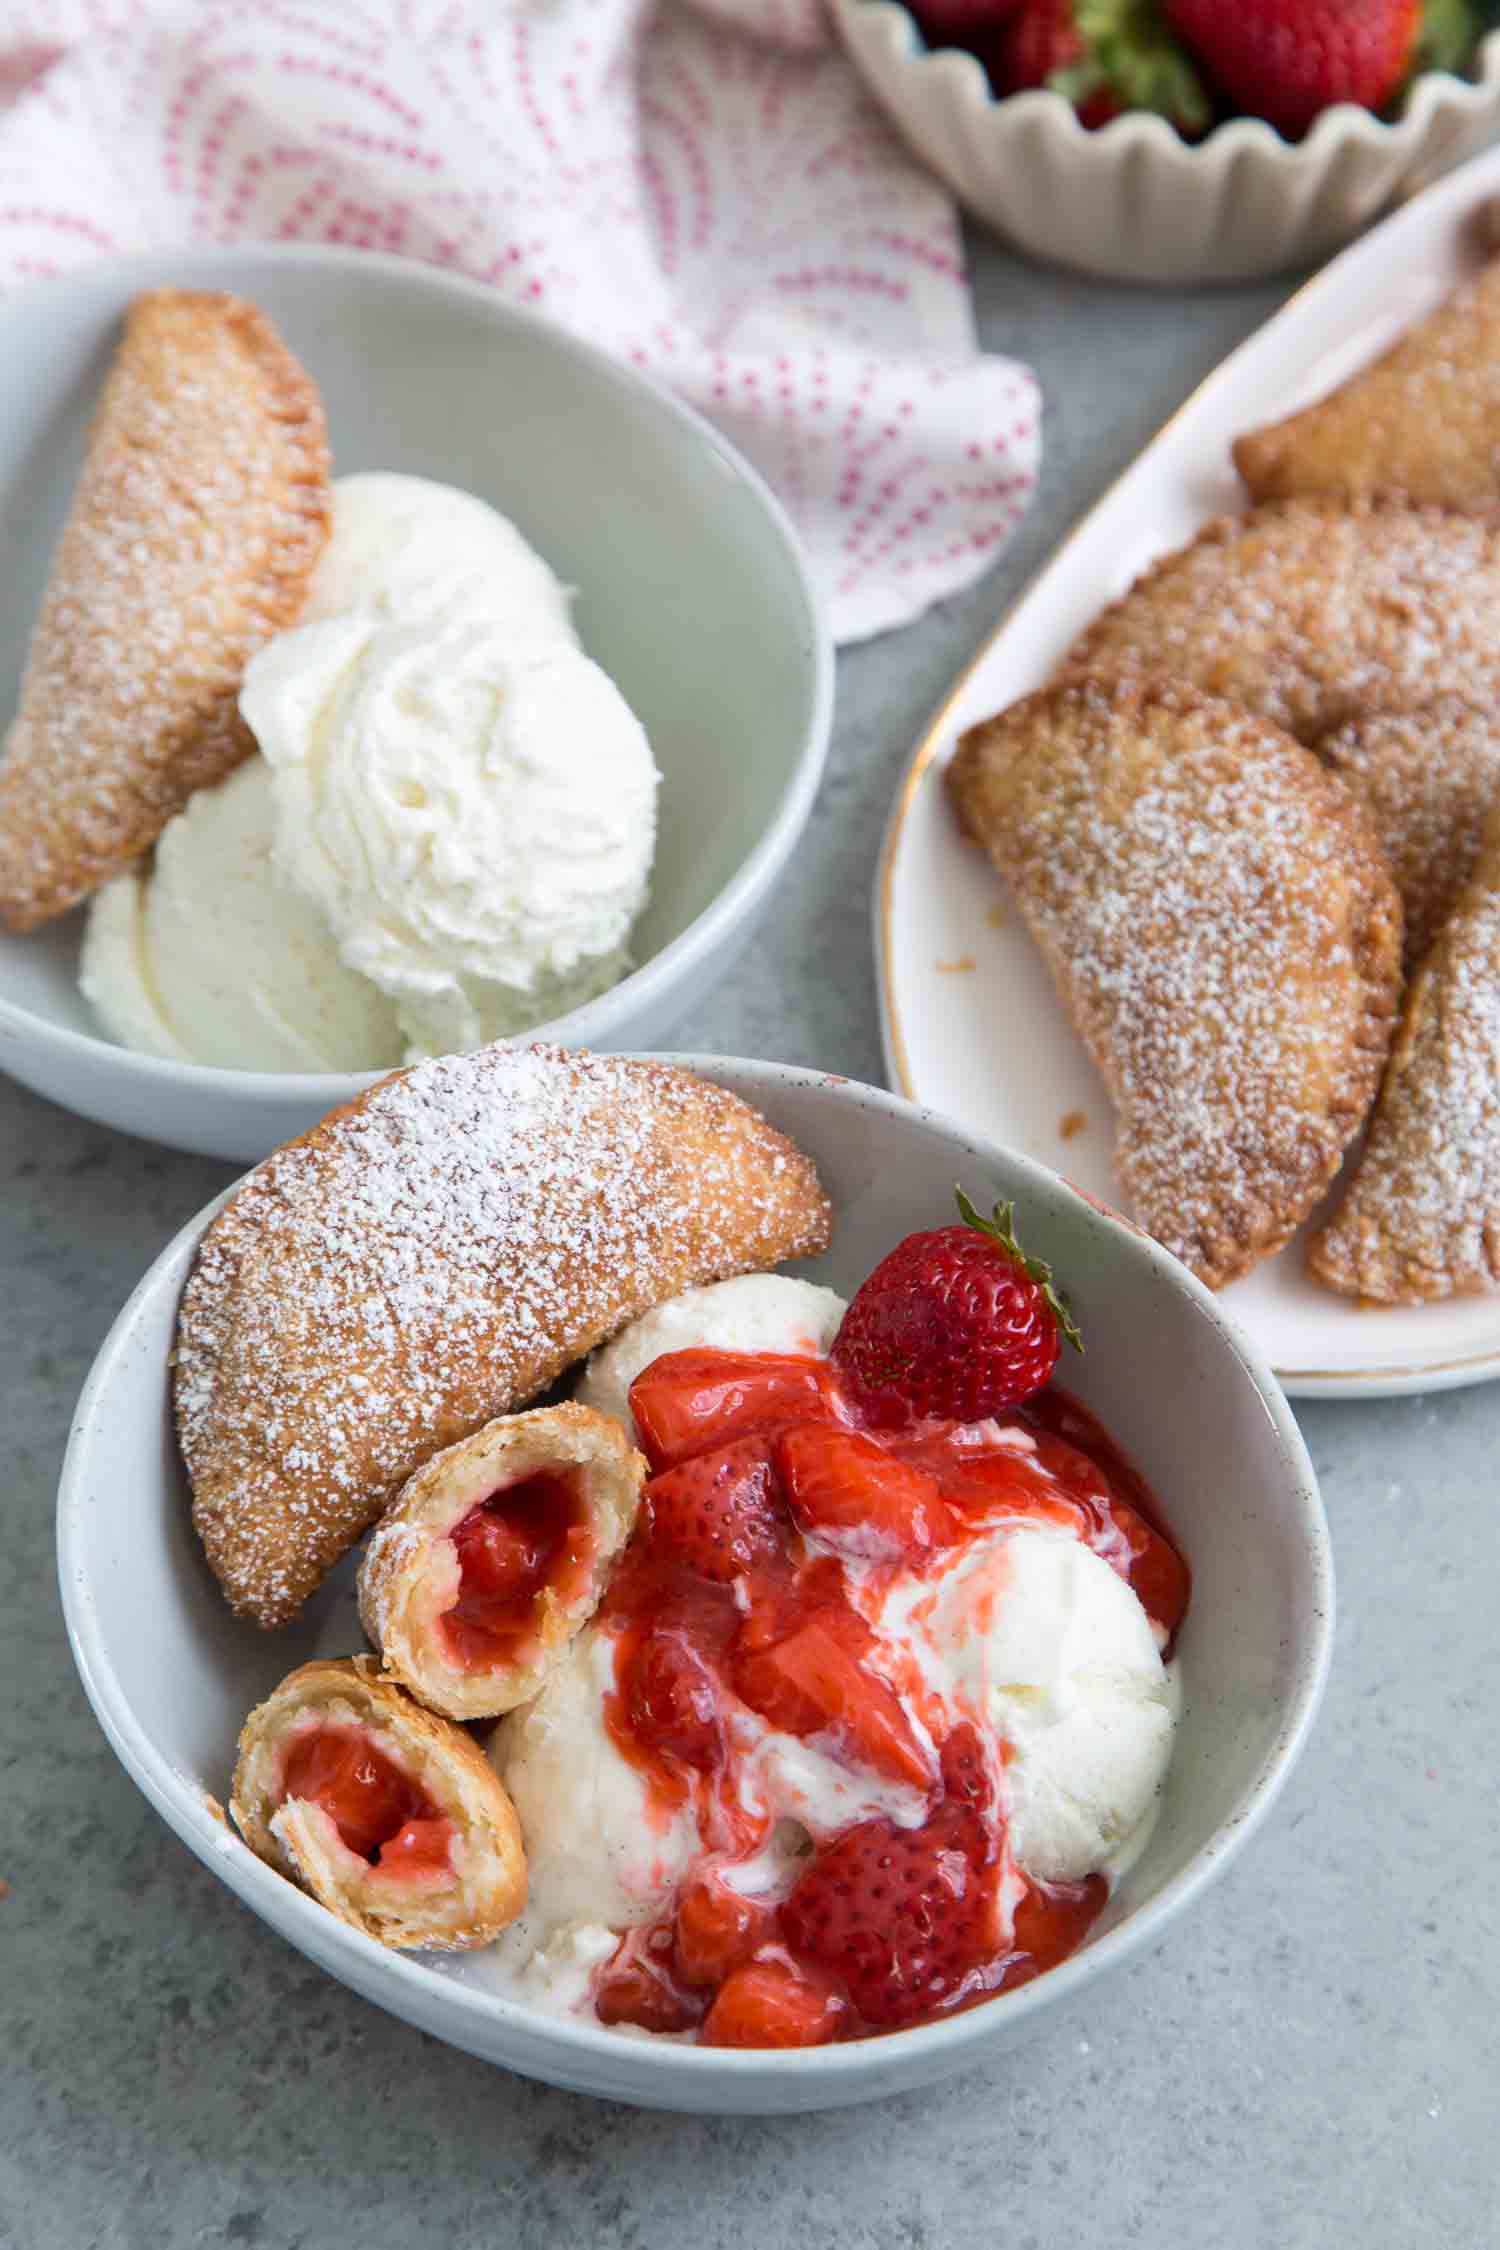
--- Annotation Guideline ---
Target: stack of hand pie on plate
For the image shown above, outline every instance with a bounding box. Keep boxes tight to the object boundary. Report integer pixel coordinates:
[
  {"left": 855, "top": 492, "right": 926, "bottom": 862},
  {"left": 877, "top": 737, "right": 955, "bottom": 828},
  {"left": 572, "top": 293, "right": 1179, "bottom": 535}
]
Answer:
[
  {"left": 949, "top": 256, "right": 1500, "bottom": 1307},
  {"left": 174, "top": 1041, "right": 830, "bottom": 1949}
]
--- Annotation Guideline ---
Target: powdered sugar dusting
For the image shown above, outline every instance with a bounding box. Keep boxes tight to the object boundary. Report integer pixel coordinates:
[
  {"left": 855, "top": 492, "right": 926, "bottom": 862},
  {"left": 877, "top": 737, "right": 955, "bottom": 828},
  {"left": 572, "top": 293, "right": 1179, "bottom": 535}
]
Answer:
[
  {"left": 0, "top": 289, "right": 328, "bottom": 927},
  {"left": 1234, "top": 258, "right": 1500, "bottom": 514},
  {"left": 176, "top": 1044, "right": 829, "bottom": 1626},
  {"left": 950, "top": 680, "right": 1401, "bottom": 1290},
  {"left": 1314, "top": 820, "right": 1500, "bottom": 1303},
  {"left": 1320, "top": 698, "right": 1500, "bottom": 970},
  {"left": 1066, "top": 501, "right": 1500, "bottom": 749}
]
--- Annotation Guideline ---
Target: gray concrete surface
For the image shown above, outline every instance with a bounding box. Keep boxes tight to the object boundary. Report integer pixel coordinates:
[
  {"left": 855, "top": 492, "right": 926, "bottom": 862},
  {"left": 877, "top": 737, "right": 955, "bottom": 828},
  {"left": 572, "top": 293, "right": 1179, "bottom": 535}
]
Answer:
[{"left": 4, "top": 236, "right": 1498, "bottom": 2248}]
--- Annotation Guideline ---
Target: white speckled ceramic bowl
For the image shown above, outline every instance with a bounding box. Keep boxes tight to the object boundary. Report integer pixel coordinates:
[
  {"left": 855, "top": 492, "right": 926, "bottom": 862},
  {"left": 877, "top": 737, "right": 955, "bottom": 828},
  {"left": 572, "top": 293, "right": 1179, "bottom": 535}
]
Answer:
[
  {"left": 58, "top": 1058, "right": 1332, "bottom": 2112},
  {"left": 0, "top": 251, "right": 831, "bottom": 1161},
  {"left": 831, "top": 2, "right": 1500, "bottom": 285}
]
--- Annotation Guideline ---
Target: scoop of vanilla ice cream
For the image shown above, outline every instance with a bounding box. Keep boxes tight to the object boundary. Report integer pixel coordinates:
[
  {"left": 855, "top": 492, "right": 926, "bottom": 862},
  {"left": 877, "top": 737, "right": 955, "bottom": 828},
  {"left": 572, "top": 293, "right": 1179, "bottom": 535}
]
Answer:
[
  {"left": 303, "top": 473, "right": 578, "bottom": 640},
  {"left": 492, "top": 1630, "right": 700, "bottom": 1941},
  {"left": 576, "top": 1275, "right": 848, "bottom": 1438},
  {"left": 241, "top": 604, "right": 660, "bottom": 1055},
  {"left": 890, "top": 1523, "right": 1178, "bottom": 1884},
  {"left": 80, "top": 757, "right": 404, "bottom": 1072}
]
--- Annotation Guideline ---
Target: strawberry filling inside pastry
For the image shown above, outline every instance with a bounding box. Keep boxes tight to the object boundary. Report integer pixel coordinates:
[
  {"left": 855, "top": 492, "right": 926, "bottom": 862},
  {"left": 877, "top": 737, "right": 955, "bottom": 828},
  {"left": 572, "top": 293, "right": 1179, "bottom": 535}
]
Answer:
[
  {"left": 279, "top": 1725, "right": 454, "bottom": 1881},
  {"left": 561, "top": 1343, "right": 1189, "bottom": 2048},
  {"left": 443, "top": 1470, "right": 595, "bottom": 1674}
]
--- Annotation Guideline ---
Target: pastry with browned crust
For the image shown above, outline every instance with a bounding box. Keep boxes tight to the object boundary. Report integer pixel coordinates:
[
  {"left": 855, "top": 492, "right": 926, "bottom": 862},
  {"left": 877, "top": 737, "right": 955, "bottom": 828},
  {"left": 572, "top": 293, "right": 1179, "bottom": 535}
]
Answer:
[
  {"left": 0, "top": 289, "right": 330, "bottom": 930},
  {"left": 1319, "top": 699, "right": 1500, "bottom": 971},
  {"left": 947, "top": 679, "right": 1403, "bottom": 1290},
  {"left": 357, "top": 1403, "right": 644, "bottom": 1723},
  {"left": 176, "top": 1044, "right": 831, "bottom": 1628},
  {"left": 1063, "top": 500, "right": 1500, "bottom": 747},
  {"left": 1234, "top": 260, "right": 1500, "bottom": 511},
  {"left": 230, "top": 1658, "right": 526, "bottom": 1950},
  {"left": 1310, "top": 810, "right": 1500, "bottom": 1304}
]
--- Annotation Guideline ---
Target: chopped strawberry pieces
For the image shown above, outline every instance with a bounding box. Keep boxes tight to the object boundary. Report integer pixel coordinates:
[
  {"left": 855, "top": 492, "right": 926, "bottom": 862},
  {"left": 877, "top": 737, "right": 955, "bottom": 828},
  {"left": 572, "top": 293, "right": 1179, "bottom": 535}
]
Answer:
[
  {"left": 374, "top": 1818, "right": 453, "bottom": 1880},
  {"left": 778, "top": 1423, "right": 956, "bottom": 1563},
  {"left": 734, "top": 1607, "right": 935, "bottom": 1793},
  {"left": 673, "top": 1872, "right": 775, "bottom": 1987},
  {"left": 280, "top": 1726, "right": 445, "bottom": 1870},
  {"left": 628, "top": 1349, "right": 842, "bottom": 1472},
  {"left": 700, "top": 1959, "right": 845, "bottom": 2049},
  {"left": 622, "top": 1627, "right": 724, "bottom": 1777},
  {"left": 643, "top": 1439, "right": 786, "bottom": 1584},
  {"left": 444, "top": 1470, "right": 591, "bottom": 1673},
  {"left": 781, "top": 1795, "right": 1000, "bottom": 2029},
  {"left": 594, "top": 1929, "right": 706, "bottom": 2035}
]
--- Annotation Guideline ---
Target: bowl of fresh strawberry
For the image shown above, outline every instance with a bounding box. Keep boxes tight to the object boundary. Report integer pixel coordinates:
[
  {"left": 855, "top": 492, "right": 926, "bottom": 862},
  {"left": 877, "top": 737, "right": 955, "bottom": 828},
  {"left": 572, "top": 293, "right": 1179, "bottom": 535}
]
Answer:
[{"left": 830, "top": 0, "right": 1500, "bottom": 282}]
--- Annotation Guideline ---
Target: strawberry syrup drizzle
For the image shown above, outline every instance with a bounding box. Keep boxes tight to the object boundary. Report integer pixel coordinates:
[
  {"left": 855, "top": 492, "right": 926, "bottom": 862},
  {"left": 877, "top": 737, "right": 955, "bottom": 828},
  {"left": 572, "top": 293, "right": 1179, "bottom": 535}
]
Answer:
[
  {"left": 590, "top": 1348, "right": 1188, "bottom": 2047},
  {"left": 443, "top": 1469, "right": 595, "bottom": 1673}
]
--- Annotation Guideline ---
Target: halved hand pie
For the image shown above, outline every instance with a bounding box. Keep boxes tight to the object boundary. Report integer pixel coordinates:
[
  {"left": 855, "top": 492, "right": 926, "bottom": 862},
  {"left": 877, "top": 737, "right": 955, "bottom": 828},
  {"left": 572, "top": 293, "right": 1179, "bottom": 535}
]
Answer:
[
  {"left": 176, "top": 1043, "right": 831, "bottom": 1628},
  {"left": 1310, "top": 810, "right": 1500, "bottom": 1305},
  {"left": 1234, "top": 258, "right": 1500, "bottom": 512},
  {"left": 0, "top": 289, "right": 330, "bottom": 930},
  {"left": 947, "top": 679, "right": 1403, "bottom": 1290},
  {"left": 1063, "top": 500, "right": 1500, "bottom": 748},
  {"left": 358, "top": 1403, "right": 644, "bottom": 1722},
  {"left": 230, "top": 1657, "right": 526, "bottom": 1950}
]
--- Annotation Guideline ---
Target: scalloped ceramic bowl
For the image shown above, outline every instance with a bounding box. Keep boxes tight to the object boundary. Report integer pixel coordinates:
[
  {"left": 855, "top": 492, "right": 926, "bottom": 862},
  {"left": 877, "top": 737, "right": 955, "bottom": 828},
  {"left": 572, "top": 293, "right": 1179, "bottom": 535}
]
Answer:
[
  {"left": 0, "top": 248, "right": 831, "bottom": 1162},
  {"left": 830, "top": 3, "right": 1500, "bottom": 284},
  {"left": 59, "top": 1058, "right": 1333, "bottom": 2112}
]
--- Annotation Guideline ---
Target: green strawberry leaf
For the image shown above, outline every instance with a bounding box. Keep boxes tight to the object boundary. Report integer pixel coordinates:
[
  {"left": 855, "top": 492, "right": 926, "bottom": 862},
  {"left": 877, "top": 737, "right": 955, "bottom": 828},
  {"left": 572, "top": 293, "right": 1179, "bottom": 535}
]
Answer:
[
  {"left": 1416, "top": 0, "right": 1486, "bottom": 74},
  {"left": 1053, "top": 0, "right": 1211, "bottom": 132},
  {"left": 955, "top": 1188, "right": 1084, "bottom": 1355}
]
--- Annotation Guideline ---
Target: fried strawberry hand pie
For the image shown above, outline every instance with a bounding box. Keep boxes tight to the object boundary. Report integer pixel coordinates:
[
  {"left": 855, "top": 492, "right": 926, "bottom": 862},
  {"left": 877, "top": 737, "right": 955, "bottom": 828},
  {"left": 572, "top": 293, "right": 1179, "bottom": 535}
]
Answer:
[
  {"left": 0, "top": 290, "right": 330, "bottom": 930},
  {"left": 230, "top": 1659, "right": 525, "bottom": 1951},
  {"left": 358, "top": 1404, "right": 644, "bottom": 1722},
  {"left": 946, "top": 680, "right": 1402, "bottom": 1290},
  {"left": 175, "top": 1043, "right": 830, "bottom": 1628}
]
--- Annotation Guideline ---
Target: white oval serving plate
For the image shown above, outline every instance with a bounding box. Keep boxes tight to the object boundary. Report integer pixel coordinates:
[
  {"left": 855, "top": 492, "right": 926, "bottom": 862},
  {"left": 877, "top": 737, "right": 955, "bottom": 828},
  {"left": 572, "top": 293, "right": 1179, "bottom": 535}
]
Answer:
[{"left": 878, "top": 148, "right": 1500, "bottom": 1401}]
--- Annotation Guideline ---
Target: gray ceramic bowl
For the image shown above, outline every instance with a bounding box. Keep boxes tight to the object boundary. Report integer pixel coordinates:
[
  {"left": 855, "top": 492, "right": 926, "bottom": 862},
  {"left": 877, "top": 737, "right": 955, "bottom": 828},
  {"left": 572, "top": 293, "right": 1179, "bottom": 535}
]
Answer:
[
  {"left": 58, "top": 1059, "right": 1332, "bottom": 2113},
  {"left": 0, "top": 251, "right": 830, "bottom": 1159}
]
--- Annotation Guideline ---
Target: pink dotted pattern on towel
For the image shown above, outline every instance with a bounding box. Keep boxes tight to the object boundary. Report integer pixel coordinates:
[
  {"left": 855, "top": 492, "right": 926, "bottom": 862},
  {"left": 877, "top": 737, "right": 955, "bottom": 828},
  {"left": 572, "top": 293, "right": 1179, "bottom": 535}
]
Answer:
[{"left": 0, "top": 0, "right": 1039, "bottom": 641}]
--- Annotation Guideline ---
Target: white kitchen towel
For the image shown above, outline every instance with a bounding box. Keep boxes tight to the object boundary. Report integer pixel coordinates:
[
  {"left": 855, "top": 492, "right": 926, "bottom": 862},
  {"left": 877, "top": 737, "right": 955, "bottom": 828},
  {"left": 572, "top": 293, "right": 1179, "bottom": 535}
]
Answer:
[{"left": 0, "top": 0, "right": 1039, "bottom": 641}]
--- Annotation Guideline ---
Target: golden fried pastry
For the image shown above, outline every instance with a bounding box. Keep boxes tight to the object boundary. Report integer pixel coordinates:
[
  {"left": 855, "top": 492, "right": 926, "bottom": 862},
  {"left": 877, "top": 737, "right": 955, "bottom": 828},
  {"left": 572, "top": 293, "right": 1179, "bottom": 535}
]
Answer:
[
  {"left": 0, "top": 289, "right": 330, "bottom": 930},
  {"left": 176, "top": 1044, "right": 831, "bottom": 1628},
  {"left": 1234, "top": 260, "right": 1500, "bottom": 511},
  {"left": 357, "top": 1403, "right": 644, "bottom": 1723},
  {"left": 1319, "top": 699, "right": 1500, "bottom": 971},
  {"left": 230, "top": 1657, "right": 526, "bottom": 1950},
  {"left": 1310, "top": 810, "right": 1500, "bottom": 1304},
  {"left": 1063, "top": 500, "right": 1500, "bottom": 747},
  {"left": 947, "top": 679, "right": 1403, "bottom": 1290}
]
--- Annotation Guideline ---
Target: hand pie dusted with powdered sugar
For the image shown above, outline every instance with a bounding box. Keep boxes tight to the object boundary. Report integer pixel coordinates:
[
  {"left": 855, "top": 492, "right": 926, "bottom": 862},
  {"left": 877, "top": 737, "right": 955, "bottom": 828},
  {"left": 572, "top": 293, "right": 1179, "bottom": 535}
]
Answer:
[
  {"left": 357, "top": 1403, "right": 644, "bottom": 1722},
  {"left": 1310, "top": 810, "right": 1500, "bottom": 1304},
  {"left": 175, "top": 1044, "right": 831, "bottom": 1629},
  {"left": 0, "top": 289, "right": 330, "bottom": 930},
  {"left": 1318, "top": 699, "right": 1500, "bottom": 972},
  {"left": 1234, "top": 258, "right": 1500, "bottom": 512},
  {"left": 946, "top": 680, "right": 1403, "bottom": 1291},
  {"left": 1062, "top": 500, "right": 1500, "bottom": 748},
  {"left": 231, "top": 1658, "right": 526, "bottom": 1950}
]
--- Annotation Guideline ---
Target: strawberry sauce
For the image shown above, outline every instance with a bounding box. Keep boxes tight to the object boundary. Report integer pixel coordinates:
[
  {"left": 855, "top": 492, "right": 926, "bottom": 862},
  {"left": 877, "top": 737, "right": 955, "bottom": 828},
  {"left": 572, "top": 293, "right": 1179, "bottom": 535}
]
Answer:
[
  {"left": 586, "top": 1348, "right": 1189, "bottom": 2048},
  {"left": 280, "top": 1727, "right": 453, "bottom": 1879},
  {"left": 443, "top": 1470, "right": 594, "bottom": 1673}
]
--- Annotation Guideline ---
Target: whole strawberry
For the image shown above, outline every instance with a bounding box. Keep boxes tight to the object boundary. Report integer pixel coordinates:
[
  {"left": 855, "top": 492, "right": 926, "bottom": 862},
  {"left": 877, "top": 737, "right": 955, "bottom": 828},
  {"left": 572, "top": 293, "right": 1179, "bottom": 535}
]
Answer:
[
  {"left": 996, "top": 0, "right": 1210, "bottom": 131},
  {"left": 830, "top": 1191, "right": 1082, "bottom": 1428},
  {"left": 1165, "top": 0, "right": 1420, "bottom": 138}
]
